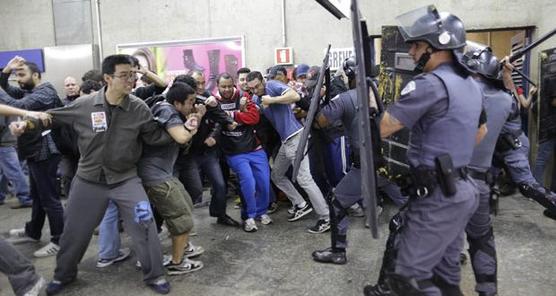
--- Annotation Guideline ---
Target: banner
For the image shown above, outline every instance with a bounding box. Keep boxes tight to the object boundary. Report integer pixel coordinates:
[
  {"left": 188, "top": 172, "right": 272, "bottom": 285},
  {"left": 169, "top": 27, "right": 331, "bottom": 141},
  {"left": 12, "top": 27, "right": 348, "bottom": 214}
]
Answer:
[{"left": 117, "top": 36, "right": 245, "bottom": 93}]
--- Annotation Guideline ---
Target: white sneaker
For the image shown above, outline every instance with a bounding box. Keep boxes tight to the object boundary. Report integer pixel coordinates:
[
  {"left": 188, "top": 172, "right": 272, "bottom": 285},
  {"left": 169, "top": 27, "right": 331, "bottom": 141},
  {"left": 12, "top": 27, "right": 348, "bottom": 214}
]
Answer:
[
  {"left": 243, "top": 218, "right": 258, "bottom": 232},
  {"left": 23, "top": 277, "right": 45, "bottom": 296},
  {"left": 136, "top": 255, "right": 172, "bottom": 270},
  {"left": 96, "top": 248, "right": 132, "bottom": 268},
  {"left": 6, "top": 228, "right": 39, "bottom": 244},
  {"left": 33, "top": 242, "right": 60, "bottom": 258},
  {"left": 258, "top": 214, "right": 273, "bottom": 225},
  {"left": 184, "top": 243, "right": 204, "bottom": 258}
]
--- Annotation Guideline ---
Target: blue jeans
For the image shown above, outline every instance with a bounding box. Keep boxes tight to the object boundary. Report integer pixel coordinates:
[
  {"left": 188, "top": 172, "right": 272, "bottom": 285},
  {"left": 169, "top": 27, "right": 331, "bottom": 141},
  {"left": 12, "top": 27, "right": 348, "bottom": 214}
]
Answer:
[
  {"left": 0, "top": 147, "right": 31, "bottom": 204},
  {"left": 98, "top": 200, "right": 121, "bottom": 260},
  {"left": 175, "top": 150, "right": 227, "bottom": 218},
  {"left": 226, "top": 149, "right": 270, "bottom": 219},
  {"left": 533, "top": 139, "right": 556, "bottom": 186}
]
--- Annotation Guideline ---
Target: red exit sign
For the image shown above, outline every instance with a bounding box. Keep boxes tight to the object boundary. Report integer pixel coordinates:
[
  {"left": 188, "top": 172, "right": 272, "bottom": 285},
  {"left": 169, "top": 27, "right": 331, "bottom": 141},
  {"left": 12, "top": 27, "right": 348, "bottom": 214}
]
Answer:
[{"left": 275, "top": 47, "right": 293, "bottom": 65}]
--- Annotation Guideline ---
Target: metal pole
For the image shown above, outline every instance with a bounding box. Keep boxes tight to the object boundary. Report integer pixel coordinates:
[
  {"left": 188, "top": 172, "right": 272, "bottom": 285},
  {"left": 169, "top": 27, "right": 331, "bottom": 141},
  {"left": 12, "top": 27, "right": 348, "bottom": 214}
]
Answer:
[
  {"left": 281, "top": 0, "right": 287, "bottom": 47},
  {"left": 95, "top": 0, "right": 104, "bottom": 59}
]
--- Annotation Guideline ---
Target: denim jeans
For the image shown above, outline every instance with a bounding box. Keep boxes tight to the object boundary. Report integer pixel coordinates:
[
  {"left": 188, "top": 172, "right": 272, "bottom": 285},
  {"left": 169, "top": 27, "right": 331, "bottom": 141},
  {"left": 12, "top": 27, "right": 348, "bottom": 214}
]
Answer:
[
  {"left": 226, "top": 149, "right": 270, "bottom": 219},
  {"left": 533, "top": 139, "right": 556, "bottom": 186},
  {"left": 25, "top": 155, "right": 64, "bottom": 244},
  {"left": 0, "top": 146, "right": 31, "bottom": 204},
  {"left": 175, "top": 150, "right": 227, "bottom": 218},
  {"left": 98, "top": 200, "right": 121, "bottom": 260}
]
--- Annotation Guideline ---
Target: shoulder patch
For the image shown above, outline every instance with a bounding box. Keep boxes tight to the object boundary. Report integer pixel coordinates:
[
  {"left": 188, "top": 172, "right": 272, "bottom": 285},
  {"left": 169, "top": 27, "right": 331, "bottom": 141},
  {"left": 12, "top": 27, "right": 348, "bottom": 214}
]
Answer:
[{"left": 400, "top": 81, "right": 416, "bottom": 96}]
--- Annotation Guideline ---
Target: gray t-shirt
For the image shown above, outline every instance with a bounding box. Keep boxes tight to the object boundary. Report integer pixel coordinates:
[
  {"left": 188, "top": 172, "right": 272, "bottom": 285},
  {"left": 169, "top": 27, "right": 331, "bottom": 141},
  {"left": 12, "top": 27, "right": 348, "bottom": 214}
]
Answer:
[
  {"left": 138, "top": 102, "right": 183, "bottom": 186},
  {"left": 320, "top": 89, "right": 358, "bottom": 149}
]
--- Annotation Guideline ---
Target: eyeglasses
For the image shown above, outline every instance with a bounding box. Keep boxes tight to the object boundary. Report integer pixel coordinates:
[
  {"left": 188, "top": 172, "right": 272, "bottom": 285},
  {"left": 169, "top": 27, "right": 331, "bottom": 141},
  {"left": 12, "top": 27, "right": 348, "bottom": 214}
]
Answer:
[{"left": 111, "top": 72, "right": 138, "bottom": 81}]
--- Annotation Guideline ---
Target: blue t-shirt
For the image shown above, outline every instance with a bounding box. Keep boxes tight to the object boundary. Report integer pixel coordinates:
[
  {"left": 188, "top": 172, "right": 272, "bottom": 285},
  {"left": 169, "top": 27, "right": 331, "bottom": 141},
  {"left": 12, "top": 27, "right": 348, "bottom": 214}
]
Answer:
[{"left": 253, "top": 80, "right": 302, "bottom": 142}]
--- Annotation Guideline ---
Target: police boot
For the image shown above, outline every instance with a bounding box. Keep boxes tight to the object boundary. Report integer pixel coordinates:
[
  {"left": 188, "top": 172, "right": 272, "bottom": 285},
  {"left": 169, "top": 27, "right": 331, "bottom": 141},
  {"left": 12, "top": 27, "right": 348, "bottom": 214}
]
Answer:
[
  {"left": 385, "top": 274, "right": 426, "bottom": 296},
  {"left": 518, "top": 183, "right": 556, "bottom": 212},
  {"left": 432, "top": 275, "right": 463, "bottom": 296},
  {"left": 312, "top": 247, "right": 347, "bottom": 265},
  {"left": 363, "top": 283, "right": 391, "bottom": 296}
]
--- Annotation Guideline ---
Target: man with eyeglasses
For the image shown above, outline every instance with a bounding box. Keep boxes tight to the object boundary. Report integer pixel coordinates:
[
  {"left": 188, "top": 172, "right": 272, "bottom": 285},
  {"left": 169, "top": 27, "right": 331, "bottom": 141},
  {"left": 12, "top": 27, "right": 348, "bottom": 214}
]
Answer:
[{"left": 10, "top": 54, "right": 175, "bottom": 295}]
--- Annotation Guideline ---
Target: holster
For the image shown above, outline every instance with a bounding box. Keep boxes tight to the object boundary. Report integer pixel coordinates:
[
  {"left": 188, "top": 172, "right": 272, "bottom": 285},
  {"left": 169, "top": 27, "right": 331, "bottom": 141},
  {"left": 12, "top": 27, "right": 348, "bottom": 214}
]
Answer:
[
  {"left": 495, "top": 133, "right": 522, "bottom": 153},
  {"left": 395, "top": 155, "right": 464, "bottom": 198}
]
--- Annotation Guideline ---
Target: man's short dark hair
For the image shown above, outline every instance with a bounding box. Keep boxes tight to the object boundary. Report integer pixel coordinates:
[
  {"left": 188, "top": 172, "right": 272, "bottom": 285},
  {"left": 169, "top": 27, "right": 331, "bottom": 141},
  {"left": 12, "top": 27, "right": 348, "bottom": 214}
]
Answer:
[
  {"left": 166, "top": 82, "right": 196, "bottom": 105},
  {"left": 216, "top": 72, "right": 233, "bottom": 85},
  {"left": 81, "top": 69, "right": 104, "bottom": 83},
  {"left": 173, "top": 74, "right": 197, "bottom": 90},
  {"left": 246, "top": 71, "right": 263, "bottom": 82},
  {"left": 101, "top": 54, "right": 132, "bottom": 75},
  {"left": 268, "top": 65, "right": 287, "bottom": 79},
  {"left": 80, "top": 79, "right": 102, "bottom": 94},
  {"left": 237, "top": 67, "right": 251, "bottom": 75},
  {"left": 22, "top": 61, "right": 41, "bottom": 79}
]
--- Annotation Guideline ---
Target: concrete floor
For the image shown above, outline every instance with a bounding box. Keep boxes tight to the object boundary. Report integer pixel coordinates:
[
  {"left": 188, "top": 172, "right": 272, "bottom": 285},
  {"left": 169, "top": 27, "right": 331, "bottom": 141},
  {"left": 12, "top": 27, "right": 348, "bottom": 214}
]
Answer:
[{"left": 0, "top": 192, "right": 555, "bottom": 296}]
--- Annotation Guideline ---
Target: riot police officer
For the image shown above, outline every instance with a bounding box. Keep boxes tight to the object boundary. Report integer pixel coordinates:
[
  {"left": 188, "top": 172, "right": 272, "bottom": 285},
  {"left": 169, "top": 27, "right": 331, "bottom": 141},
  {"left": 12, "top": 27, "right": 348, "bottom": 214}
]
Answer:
[
  {"left": 461, "top": 44, "right": 513, "bottom": 296},
  {"left": 373, "top": 6, "right": 484, "bottom": 295},
  {"left": 493, "top": 60, "right": 556, "bottom": 218},
  {"left": 310, "top": 57, "right": 407, "bottom": 265}
]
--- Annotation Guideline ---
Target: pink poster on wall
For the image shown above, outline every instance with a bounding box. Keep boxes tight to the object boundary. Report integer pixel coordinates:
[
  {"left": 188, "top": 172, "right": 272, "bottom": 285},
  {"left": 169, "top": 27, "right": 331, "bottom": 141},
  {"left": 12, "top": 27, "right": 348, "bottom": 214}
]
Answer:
[{"left": 117, "top": 36, "right": 244, "bottom": 94}]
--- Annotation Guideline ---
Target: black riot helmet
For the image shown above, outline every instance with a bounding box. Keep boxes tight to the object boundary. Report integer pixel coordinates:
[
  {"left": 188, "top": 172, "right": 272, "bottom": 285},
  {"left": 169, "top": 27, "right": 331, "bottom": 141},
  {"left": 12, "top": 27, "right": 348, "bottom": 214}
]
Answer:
[
  {"left": 343, "top": 56, "right": 357, "bottom": 81},
  {"left": 396, "top": 5, "right": 466, "bottom": 50},
  {"left": 461, "top": 41, "right": 502, "bottom": 81},
  {"left": 396, "top": 5, "right": 467, "bottom": 72}
]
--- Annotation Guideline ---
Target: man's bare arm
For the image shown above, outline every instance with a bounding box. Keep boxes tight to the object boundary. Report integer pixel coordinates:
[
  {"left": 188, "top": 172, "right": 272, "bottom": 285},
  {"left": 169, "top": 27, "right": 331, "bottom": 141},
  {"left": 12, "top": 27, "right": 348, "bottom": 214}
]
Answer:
[{"left": 380, "top": 111, "right": 404, "bottom": 139}]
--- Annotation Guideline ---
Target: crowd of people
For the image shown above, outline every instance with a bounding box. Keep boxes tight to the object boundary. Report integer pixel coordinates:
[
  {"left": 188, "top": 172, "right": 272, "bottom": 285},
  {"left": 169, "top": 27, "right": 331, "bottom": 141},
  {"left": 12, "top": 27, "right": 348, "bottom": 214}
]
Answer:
[{"left": 0, "top": 5, "right": 555, "bottom": 296}]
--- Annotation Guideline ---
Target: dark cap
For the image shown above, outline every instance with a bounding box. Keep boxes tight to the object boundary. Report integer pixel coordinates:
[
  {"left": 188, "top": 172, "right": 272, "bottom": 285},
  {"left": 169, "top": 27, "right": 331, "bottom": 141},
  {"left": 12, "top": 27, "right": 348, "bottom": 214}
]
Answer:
[{"left": 295, "top": 64, "right": 310, "bottom": 78}]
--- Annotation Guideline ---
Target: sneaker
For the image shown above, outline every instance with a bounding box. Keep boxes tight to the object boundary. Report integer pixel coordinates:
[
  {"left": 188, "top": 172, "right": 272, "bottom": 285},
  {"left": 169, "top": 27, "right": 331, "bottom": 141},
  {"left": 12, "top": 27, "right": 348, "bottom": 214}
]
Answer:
[
  {"left": 147, "top": 278, "right": 171, "bottom": 294},
  {"left": 308, "top": 219, "right": 331, "bottom": 234},
  {"left": 288, "top": 203, "right": 313, "bottom": 222},
  {"left": 267, "top": 202, "right": 278, "bottom": 214},
  {"left": 33, "top": 242, "right": 60, "bottom": 258},
  {"left": 184, "top": 243, "right": 204, "bottom": 258},
  {"left": 243, "top": 218, "right": 258, "bottom": 232},
  {"left": 24, "top": 277, "right": 45, "bottom": 296},
  {"left": 136, "top": 255, "right": 172, "bottom": 270},
  {"left": 258, "top": 214, "right": 273, "bottom": 225},
  {"left": 166, "top": 258, "right": 204, "bottom": 275},
  {"left": 96, "top": 248, "right": 131, "bottom": 268},
  {"left": 347, "top": 204, "right": 365, "bottom": 217},
  {"left": 287, "top": 205, "right": 296, "bottom": 215},
  {"left": 46, "top": 280, "right": 64, "bottom": 296},
  {"left": 6, "top": 228, "right": 39, "bottom": 244}
]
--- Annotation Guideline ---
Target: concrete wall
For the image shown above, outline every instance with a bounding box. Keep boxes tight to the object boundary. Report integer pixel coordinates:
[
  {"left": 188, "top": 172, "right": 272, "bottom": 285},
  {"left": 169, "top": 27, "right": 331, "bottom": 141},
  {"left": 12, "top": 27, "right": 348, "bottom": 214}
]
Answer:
[{"left": 0, "top": 0, "right": 554, "bottom": 74}]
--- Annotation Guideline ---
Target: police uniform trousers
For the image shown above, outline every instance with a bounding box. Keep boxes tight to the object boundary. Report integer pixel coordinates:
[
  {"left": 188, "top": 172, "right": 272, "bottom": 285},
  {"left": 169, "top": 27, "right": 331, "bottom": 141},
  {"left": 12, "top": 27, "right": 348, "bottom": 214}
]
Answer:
[
  {"left": 53, "top": 176, "right": 164, "bottom": 285},
  {"left": 395, "top": 178, "right": 479, "bottom": 296},
  {"left": 333, "top": 167, "right": 406, "bottom": 249},
  {"left": 465, "top": 178, "right": 497, "bottom": 295}
]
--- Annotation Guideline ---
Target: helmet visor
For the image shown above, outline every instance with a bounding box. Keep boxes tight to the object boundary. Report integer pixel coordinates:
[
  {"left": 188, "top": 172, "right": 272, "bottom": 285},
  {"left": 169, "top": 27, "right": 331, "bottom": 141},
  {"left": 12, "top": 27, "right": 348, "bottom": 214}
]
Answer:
[{"left": 396, "top": 5, "right": 440, "bottom": 40}]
